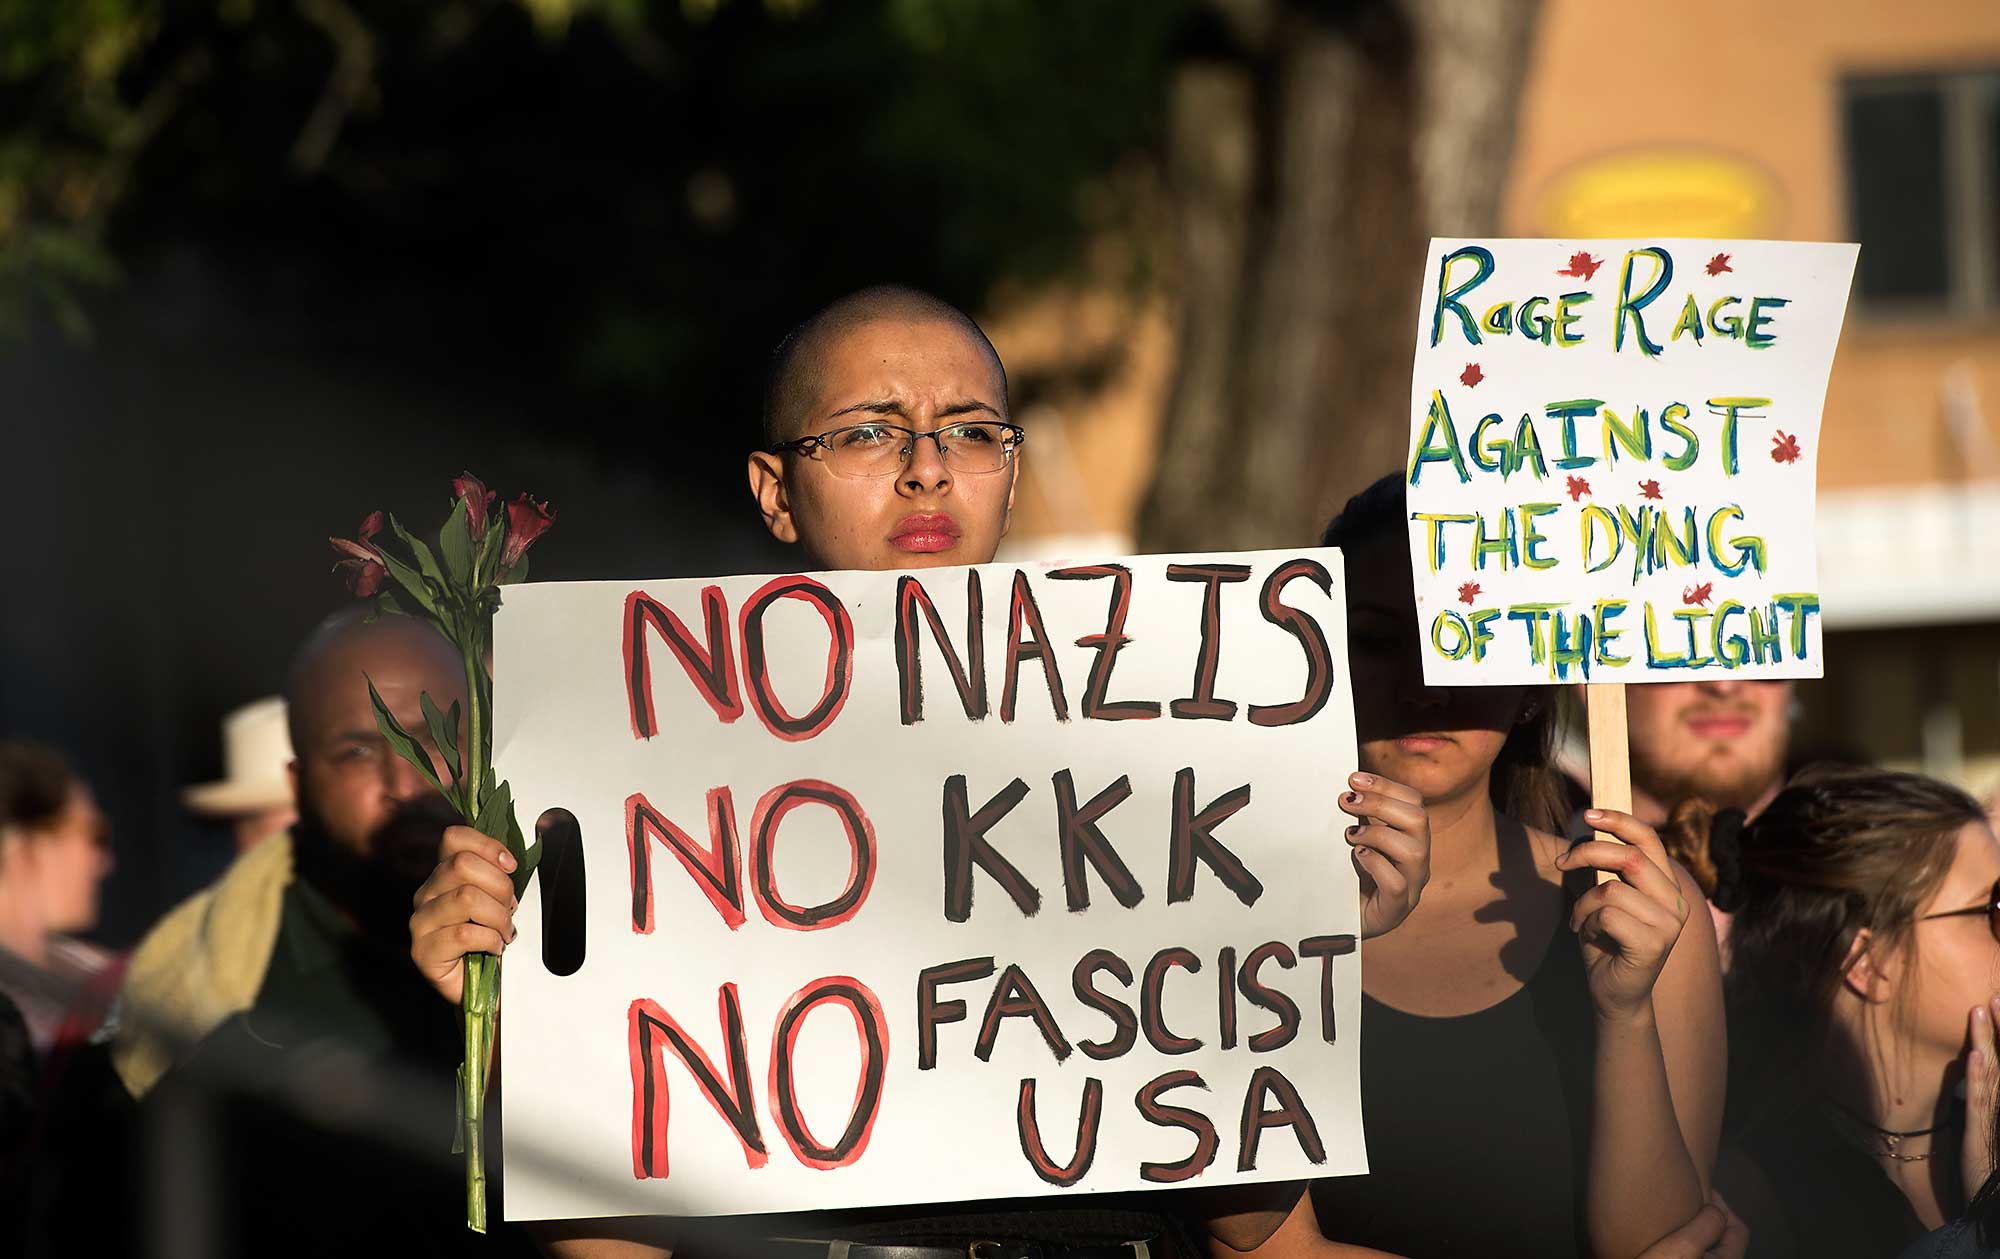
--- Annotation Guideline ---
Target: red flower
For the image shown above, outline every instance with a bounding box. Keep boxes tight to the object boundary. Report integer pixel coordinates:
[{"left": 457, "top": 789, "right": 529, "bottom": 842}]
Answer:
[
  {"left": 1460, "top": 363, "right": 1484, "bottom": 388},
  {"left": 452, "top": 473, "right": 497, "bottom": 540},
  {"left": 1706, "top": 253, "right": 1733, "bottom": 276},
  {"left": 1457, "top": 580, "right": 1481, "bottom": 605},
  {"left": 1683, "top": 582, "right": 1714, "bottom": 607},
  {"left": 1565, "top": 475, "right": 1591, "bottom": 502},
  {"left": 502, "top": 494, "right": 555, "bottom": 569},
  {"left": 1771, "top": 431, "right": 1802, "bottom": 464},
  {"left": 1638, "top": 479, "right": 1663, "bottom": 501},
  {"left": 329, "top": 511, "right": 388, "bottom": 597}
]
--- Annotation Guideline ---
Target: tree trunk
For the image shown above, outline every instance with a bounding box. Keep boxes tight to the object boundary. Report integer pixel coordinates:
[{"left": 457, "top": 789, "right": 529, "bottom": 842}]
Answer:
[{"left": 1138, "top": 0, "right": 1539, "bottom": 552}]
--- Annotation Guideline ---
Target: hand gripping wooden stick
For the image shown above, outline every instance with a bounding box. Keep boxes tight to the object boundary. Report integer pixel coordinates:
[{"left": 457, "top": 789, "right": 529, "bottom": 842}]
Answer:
[{"left": 1586, "top": 683, "right": 1631, "bottom": 885}]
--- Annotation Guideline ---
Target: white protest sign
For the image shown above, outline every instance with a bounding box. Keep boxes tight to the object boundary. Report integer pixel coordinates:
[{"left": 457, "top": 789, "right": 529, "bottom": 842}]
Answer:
[
  {"left": 1405, "top": 239, "right": 1857, "bottom": 686},
  {"left": 493, "top": 550, "right": 1365, "bottom": 1221}
]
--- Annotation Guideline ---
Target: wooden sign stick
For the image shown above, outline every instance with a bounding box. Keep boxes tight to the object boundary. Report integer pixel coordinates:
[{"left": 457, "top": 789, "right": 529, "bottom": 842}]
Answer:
[{"left": 1586, "top": 682, "right": 1631, "bottom": 885}]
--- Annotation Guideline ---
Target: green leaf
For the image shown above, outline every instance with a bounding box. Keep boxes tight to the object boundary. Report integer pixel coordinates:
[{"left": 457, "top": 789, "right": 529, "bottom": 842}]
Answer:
[
  {"left": 372, "top": 591, "right": 406, "bottom": 619},
  {"left": 421, "top": 693, "right": 462, "bottom": 791},
  {"left": 475, "top": 515, "right": 506, "bottom": 588},
  {"left": 366, "top": 677, "right": 445, "bottom": 797},
  {"left": 511, "top": 837, "right": 544, "bottom": 901},
  {"left": 471, "top": 778, "right": 513, "bottom": 842},
  {"left": 507, "top": 809, "right": 542, "bottom": 900},
  {"left": 374, "top": 545, "right": 440, "bottom": 617},
  {"left": 387, "top": 514, "right": 452, "bottom": 601},
  {"left": 498, "top": 553, "right": 529, "bottom": 585},
  {"left": 452, "top": 1063, "right": 466, "bottom": 1155},
  {"left": 438, "top": 496, "right": 475, "bottom": 590}
]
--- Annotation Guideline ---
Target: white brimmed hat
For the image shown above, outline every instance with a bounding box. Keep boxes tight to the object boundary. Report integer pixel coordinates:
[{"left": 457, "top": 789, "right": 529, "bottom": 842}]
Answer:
[{"left": 183, "top": 697, "right": 295, "bottom": 816}]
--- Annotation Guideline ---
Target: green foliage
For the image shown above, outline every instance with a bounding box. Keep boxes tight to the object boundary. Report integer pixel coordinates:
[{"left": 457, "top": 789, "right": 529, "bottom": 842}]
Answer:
[
  {"left": 366, "top": 677, "right": 445, "bottom": 795},
  {"left": 0, "top": 0, "right": 1187, "bottom": 394},
  {"left": 438, "top": 497, "right": 475, "bottom": 589},
  {"left": 421, "top": 693, "right": 463, "bottom": 788}
]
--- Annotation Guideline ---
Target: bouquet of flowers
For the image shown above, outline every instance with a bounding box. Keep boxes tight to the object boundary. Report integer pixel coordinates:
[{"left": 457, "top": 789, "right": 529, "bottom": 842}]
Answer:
[{"left": 329, "top": 473, "right": 554, "bottom": 1232}]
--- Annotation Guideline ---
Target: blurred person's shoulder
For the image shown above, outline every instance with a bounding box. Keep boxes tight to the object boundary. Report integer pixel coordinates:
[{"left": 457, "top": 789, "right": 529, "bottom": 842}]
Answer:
[{"left": 107, "top": 832, "right": 294, "bottom": 1099}]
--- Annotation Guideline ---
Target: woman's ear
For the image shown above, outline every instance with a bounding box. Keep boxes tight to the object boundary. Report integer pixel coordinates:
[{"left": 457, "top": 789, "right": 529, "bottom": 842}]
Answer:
[
  {"left": 747, "top": 451, "right": 799, "bottom": 544},
  {"left": 1840, "top": 927, "right": 1895, "bottom": 1004}
]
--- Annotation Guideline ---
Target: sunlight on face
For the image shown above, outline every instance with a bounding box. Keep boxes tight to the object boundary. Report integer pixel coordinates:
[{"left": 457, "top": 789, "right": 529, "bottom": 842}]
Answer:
[
  {"left": 749, "top": 318, "right": 1017, "bottom": 573},
  {"left": 1908, "top": 822, "right": 2000, "bottom": 1062},
  {"left": 1627, "top": 678, "right": 1791, "bottom": 812}
]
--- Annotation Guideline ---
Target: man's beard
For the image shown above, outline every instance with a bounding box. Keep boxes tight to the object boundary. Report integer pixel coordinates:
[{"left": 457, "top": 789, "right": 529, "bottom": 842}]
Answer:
[
  {"left": 292, "top": 792, "right": 457, "bottom": 952},
  {"left": 1633, "top": 735, "right": 1788, "bottom": 815}
]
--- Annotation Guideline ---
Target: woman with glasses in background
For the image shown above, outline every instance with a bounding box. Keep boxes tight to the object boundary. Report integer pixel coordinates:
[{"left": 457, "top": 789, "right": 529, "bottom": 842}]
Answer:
[{"left": 1697, "top": 766, "right": 2000, "bottom": 1257}]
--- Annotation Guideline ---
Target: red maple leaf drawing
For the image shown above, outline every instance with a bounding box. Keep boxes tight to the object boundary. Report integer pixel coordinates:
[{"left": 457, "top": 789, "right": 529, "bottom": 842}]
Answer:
[
  {"left": 1457, "top": 580, "right": 1481, "bottom": 605},
  {"left": 1459, "top": 362, "right": 1484, "bottom": 388},
  {"left": 1556, "top": 251, "right": 1604, "bottom": 281},
  {"left": 1638, "top": 479, "right": 1663, "bottom": 501},
  {"left": 1565, "top": 475, "right": 1591, "bottom": 502},
  {"left": 1682, "top": 582, "right": 1714, "bottom": 607},
  {"left": 1706, "top": 253, "right": 1733, "bottom": 276},
  {"left": 1771, "top": 431, "right": 1803, "bottom": 464}
]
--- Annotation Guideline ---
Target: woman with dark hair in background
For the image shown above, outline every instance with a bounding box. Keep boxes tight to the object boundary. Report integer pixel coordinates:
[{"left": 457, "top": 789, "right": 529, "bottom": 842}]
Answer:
[
  {"left": 1696, "top": 766, "right": 2000, "bottom": 1257},
  {"left": 1284, "top": 473, "right": 1727, "bottom": 1259},
  {"left": 0, "top": 741, "right": 117, "bottom": 1255},
  {"left": 0, "top": 742, "right": 116, "bottom": 1065}
]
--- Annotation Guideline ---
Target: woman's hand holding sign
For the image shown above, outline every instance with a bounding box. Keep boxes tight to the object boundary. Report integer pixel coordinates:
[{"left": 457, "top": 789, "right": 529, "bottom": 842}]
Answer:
[
  {"left": 1554, "top": 809, "right": 1690, "bottom": 1020},
  {"left": 1338, "top": 772, "right": 1431, "bottom": 940},
  {"left": 412, "top": 824, "right": 521, "bottom": 1006}
]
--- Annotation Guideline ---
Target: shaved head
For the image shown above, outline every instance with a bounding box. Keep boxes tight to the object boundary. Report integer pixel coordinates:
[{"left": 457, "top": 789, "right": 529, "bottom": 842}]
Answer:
[
  {"left": 761, "top": 285, "right": 1007, "bottom": 447},
  {"left": 284, "top": 608, "right": 460, "bottom": 755}
]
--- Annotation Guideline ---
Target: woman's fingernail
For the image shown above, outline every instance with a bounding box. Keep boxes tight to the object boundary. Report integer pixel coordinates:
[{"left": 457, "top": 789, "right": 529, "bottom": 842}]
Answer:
[
  {"left": 1343, "top": 791, "right": 1360, "bottom": 804},
  {"left": 1346, "top": 825, "right": 1360, "bottom": 837},
  {"left": 1351, "top": 772, "right": 1375, "bottom": 787},
  {"left": 1584, "top": 809, "right": 1604, "bottom": 821},
  {"left": 499, "top": 851, "right": 517, "bottom": 870}
]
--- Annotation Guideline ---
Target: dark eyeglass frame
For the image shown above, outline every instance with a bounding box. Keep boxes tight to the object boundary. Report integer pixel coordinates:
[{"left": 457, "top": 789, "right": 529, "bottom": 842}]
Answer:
[
  {"left": 768, "top": 420, "right": 1026, "bottom": 477},
  {"left": 1917, "top": 877, "right": 2000, "bottom": 943}
]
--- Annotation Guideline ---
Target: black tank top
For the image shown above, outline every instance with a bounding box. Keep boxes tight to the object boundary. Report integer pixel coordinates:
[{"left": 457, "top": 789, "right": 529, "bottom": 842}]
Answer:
[{"left": 1312, "top": 818, "right": 1596, "bottom": 1258}]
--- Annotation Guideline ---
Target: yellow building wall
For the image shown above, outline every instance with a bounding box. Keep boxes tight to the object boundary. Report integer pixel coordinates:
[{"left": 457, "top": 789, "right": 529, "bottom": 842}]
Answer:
[
  {"left": 1504, "top": 0, "right": 2000, "bottom": 490},
  {"left": 997, "top": 0, "right": 2000, "bottom": 553}
]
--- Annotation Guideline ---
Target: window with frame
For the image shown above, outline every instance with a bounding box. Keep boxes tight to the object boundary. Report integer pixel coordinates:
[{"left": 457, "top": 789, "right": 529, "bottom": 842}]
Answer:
[{"left": 1842, "top": 68, "right": 2000, "bottom": 315}]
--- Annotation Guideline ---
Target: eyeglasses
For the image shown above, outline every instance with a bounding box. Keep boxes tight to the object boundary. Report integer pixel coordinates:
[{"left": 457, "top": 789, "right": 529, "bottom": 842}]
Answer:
[
  {"left": 1917, "top": 878, "right": 2000, "bottom": 944},
  {"left": 769, "top": 420, "right": 1025, "bottom": 480}
]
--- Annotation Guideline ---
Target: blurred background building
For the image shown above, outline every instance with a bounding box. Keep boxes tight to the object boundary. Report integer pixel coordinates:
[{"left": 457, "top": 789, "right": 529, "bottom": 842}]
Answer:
[
  {"left": 1, "top": 0, "right": 1995, "bottom": 944},
  {"left": 996, "top": 0, "right": 2000, "bottom": 799}
]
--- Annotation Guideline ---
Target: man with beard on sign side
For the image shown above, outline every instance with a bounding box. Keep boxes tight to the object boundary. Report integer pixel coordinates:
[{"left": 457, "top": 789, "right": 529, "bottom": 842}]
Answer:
[
  {"left": 1625, "top": 680, "right": 1795, "bottom": 954},
  {"left": 83, "top": 608, "right": 541, "bottom": 1259}
]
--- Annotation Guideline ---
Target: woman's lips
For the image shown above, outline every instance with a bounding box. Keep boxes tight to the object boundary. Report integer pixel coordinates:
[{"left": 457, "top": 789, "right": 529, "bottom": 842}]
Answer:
[
  {"left": 890, "top": 513, "right": 960, "bottom": 553},
  {"left": 1394, "top": 734, "right": 1451, "bottom": 754}
]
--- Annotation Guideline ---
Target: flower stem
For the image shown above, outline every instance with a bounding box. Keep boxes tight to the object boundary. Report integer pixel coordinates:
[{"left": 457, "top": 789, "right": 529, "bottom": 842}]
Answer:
[
  {"left": 464, "top": 649, "right": 486, "bottom": 807},
  {"left": 460, "top": 644, "right": 494, "bottom": 1233},
  {"left": 463, "top": 952, "right": 496, "bottom": 1233}
]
